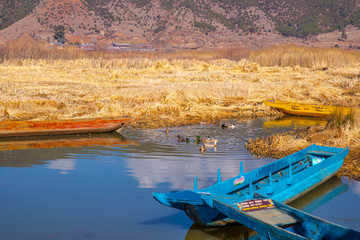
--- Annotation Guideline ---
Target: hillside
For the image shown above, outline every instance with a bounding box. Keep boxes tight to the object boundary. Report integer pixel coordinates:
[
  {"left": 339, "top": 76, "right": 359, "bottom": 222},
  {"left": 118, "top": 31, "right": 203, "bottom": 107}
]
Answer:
[{"left": 0, "top": 0, "right": 360, "bottom": 49}]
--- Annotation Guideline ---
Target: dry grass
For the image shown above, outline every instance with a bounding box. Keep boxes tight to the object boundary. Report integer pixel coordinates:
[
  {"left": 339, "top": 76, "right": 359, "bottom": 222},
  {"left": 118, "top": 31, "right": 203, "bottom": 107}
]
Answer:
[
  {"left": 250, "top": 45, "right": 360, "bottom": 69},
  {"left": 0, "top": 46, "right": 359, "bottom": 128},
  {"left": 0, "top": 58, "right": 267, "bottom": 127},
  {"left": 1, "top": 43, "right": 360, "bottom": 177},
  {"left": 0, "top": 39, "right": 252, "bottom": 61},
  {"left": 246, "top": 112, "right": 360, "bottom": 180}
]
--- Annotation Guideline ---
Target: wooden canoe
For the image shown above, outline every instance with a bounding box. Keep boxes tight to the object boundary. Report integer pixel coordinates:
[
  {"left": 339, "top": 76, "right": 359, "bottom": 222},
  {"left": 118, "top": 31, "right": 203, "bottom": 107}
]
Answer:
[
  {"left": 153, "top": 145, "right": 349, "bottom": 227},
  {"left": 264, "top": 100, "right": 353, "bottom": 118},
  {"left": 0, "top": 117, "right": 134, "bottom": 137},
  {"left": 153, "top": 145, "right": 360, "bottom": 238},
  {"left": 185, "top": 176, "right": 348, "bottom": 239},
  {"left": 208, "top": 194, "right": 360, "bottom": 240}
]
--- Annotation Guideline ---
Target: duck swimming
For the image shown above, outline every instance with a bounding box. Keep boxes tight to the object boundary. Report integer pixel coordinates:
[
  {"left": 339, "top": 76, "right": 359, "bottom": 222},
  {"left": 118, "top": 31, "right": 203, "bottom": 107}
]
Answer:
[
  {"left": 203, "top": 137, "right": 219, "bottom": 147},
  {"left": 177, "top": 135, "right": 190, "bottom": 142},
  {"left": 221, "top": 123, "right": 236, "bottom": 129},
  {"left": 195, "top": 136, "right": 218, "bottom": 147},
  {"left": 200, "top": 146, "right": 207, "bottom": 154}
]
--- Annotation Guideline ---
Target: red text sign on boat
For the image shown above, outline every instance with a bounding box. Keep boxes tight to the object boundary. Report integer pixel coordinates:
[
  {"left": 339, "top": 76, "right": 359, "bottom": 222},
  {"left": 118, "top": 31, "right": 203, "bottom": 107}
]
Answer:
[
  {"left": 234, "top": 176, "right": 245, "bottom": 186},
  {"left": 237, "top": 199, "right": 275, "bottom": 212}
]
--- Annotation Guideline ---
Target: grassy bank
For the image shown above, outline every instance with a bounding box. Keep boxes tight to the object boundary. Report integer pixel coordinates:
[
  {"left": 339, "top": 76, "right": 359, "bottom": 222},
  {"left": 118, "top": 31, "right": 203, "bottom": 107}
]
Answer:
[
  {"left": 245, "top": 112, "right": 360, "bottom": 180},
  {"left": 0, "top": 46, "right": 359, "bottom": 127},
  {"left": 0, "top": 43, "right": 359, "bottom": 177}
]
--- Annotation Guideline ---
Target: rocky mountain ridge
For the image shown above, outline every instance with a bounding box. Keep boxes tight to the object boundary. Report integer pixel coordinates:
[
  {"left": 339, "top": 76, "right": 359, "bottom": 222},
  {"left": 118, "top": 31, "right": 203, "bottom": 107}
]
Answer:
[{"left": 1, "top": 0, "right": 360, "bottom": 49}]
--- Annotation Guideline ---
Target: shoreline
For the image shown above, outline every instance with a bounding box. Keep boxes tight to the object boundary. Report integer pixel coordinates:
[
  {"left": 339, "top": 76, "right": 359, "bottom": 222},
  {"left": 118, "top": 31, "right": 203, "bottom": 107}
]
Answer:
[
  {"left": 245, "top": 124, "right": 360, "bottom": 181},
  {"left": 0, "top": 47, "right": 359, "bottom": 180}
]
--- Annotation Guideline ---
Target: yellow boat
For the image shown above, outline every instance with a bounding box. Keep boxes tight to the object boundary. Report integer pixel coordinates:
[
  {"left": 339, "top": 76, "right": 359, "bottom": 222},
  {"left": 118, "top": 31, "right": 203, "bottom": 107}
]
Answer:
[{"left": 264, "top": 100, "right": 353, "bottom": 118}]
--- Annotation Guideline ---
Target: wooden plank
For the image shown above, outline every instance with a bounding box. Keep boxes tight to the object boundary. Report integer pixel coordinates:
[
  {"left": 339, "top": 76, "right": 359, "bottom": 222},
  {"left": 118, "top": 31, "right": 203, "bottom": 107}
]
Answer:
[
  {"left": 210, "top": 198, "right": 307, "bottom": 240},
  {"left": 249, "top": 208, "right": 299, "bottom": 226}
]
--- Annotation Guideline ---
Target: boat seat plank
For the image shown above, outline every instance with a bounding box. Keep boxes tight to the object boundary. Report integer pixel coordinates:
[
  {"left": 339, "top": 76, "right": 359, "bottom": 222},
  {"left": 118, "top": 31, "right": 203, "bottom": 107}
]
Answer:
[
  {"left": 307, "top": 150, "right": 336, "bottom": 156},
  {"left": 249, "top": 208, "right": 300, "bottom": 226}
]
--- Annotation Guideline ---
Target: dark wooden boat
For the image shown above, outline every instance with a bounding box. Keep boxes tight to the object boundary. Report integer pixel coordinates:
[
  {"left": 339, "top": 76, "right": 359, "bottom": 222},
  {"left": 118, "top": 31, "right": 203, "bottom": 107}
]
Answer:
[{"left": 0, "top": 117, "right": 134, "bottom": 137}]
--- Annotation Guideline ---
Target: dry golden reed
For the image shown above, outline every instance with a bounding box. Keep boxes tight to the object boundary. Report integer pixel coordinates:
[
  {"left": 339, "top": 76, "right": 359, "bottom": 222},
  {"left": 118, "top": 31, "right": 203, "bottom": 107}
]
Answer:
[
  {"left": 0, "top": 42, "right": 360, "bottom": 177},
  {"left": 0, "top": 39, "right": 251, "bottom": 61},
  {"left": 250, "top": 45, "right": 360, "bottom": 69},
  {"left": 246, "top": 111, "right": 360, "bottom": 180},
  {"left": 0, "top": 45, "right": 359, "bottom": 129}
]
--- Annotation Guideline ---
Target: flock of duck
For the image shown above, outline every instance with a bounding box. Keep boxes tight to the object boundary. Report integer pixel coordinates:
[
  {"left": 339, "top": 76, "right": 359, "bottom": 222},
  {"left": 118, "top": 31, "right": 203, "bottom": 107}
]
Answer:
[{"left": 166, "top": 123, "right": 236, "bottom": 154}]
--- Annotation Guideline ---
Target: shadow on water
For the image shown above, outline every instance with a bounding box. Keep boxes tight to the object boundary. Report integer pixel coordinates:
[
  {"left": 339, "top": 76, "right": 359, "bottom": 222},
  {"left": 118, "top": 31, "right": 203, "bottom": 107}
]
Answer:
[
  {"left": 185, "top": 176, "right": 348, "bottom": 240},
  {"left": 140, "top": 212, "right": 191, "bottom": 228}
]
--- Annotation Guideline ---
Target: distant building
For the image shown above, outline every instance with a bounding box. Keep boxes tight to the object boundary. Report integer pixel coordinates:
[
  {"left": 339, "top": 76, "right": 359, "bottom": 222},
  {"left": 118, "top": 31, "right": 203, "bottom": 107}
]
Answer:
[
  {"left": 49, "top": 42, "right": 66, "bottom": 48},
  {"left": 107, "top": 43, "right": 154, "bottom": 51},
  {"left": 80, "top": 43, "right": 96, "bottom": 51}
]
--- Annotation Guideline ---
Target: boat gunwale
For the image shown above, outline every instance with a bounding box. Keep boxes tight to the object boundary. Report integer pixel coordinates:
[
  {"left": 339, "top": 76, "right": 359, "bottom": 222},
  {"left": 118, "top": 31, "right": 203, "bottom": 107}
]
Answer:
[
  {"left": 0, "top": 117, "right": 134, "bottom": 137},
  {"left": 199, "top": 145, "right": 347, "bottom": 196}
]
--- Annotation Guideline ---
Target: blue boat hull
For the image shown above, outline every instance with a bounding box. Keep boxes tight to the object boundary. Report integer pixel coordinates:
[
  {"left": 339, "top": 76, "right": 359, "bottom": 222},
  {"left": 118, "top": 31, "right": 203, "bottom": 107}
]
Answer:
[
  {"left": 153, "top": 145, "right": 349, "bottom": 227},
  {"left": 185, "top": 176, "right": 349, "bottom": 239}
]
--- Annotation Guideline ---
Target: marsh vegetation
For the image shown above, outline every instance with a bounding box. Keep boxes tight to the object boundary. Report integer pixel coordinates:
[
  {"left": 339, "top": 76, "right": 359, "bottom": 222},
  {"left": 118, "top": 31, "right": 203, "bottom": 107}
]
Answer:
[{"left": 0, "top": 41, "right": 359, "bottom": 177}]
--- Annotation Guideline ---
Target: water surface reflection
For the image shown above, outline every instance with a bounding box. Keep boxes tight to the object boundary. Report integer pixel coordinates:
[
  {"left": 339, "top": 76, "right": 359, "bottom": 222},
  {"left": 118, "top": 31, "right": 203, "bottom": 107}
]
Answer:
[{"left": 0, "top": 118, "right": 359, "bottom": 240}]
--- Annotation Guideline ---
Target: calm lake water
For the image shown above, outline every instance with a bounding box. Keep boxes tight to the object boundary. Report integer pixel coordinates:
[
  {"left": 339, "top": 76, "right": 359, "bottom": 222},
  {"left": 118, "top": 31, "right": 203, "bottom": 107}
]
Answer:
[{"left": 0, "top": 117, "right": 359, "bottom": 240}]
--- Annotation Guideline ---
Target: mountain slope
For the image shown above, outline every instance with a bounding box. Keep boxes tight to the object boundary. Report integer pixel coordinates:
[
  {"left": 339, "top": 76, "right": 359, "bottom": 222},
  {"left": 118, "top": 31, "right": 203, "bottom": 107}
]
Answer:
[
  {"left": 0, "top": 0, "right": 41, "bottom": 29},
  {"left": 0, "top": 0, "right": 360, "bottom": 48}
]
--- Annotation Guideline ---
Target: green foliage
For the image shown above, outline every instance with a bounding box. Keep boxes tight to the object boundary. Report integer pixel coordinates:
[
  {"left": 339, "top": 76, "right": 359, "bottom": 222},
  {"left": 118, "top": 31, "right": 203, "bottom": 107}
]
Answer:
[
  {"left": 181, "top": 0, "right": 198, "bottom": 10},
  {"left": 275, "top": 23, "right": 296, "bottom": 37},
  {"left": 128, "top": 0, "right": 151, "bottom": 8},
  {"left": 276, "top": 14, "right": 322, "bottom": 38},
  {"left": 297, "top": 15, "right": 321, "bottom": 37},
  {"left": 53, "top": 25, "right": 66, "bottom": 43},
  {"left": 0, "top": 0, "right": 41, "bottom": 30},
  {"left": 83, "top": 0, "right": 115, "bottom": 27},
  {"left": 1, "top": 0, "right": 360, "bottom": 39},
  {"left": 161, "top": 0, "right": 173, "bottom": 10},
  {"left": 215, "top": 0, "right": 258, "bottom": 8},
  {"left": 348, "top": 9, "right": 360, "bottom": 27},
  {"left": 154, "top": 25, "right": 166, "bottom": 33},
  {"left": 194, "top": 21, "right": 216, "bottom": 33}
]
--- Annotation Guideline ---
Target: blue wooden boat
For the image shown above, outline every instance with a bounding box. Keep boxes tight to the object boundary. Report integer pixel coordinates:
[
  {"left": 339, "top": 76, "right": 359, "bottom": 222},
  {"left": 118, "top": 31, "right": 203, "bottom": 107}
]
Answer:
[
  {"left": 153, "top": 145, "right": 360, "bottom": 239},
  {"left": 185, "top": 176, "right": 349, "bottom": 239},
  {"left": 206, "top": 193, "right": 360, "bottom": 240}
]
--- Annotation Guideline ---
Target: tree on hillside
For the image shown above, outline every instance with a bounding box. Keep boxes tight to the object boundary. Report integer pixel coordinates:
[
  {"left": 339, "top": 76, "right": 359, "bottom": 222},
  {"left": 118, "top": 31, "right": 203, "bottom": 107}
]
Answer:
[{"left": 53, "top": 25, "right": 66, "bottom": 43}]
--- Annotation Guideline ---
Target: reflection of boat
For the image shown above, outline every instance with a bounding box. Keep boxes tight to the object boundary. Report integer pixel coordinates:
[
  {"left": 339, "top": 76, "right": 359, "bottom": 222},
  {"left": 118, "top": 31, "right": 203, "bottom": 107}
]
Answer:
[
  {"left": 0, "top": 133, "right": 139, "bottom": 151},
  {"left": 264, "top": 100, "right": 353, "bottom": 118},
  {"left": 263, "top": 116, "right": 327, "bottom": 129},
  {"left": 0, "top": 133, "right": 139, "bottom": 168},
  {"left": 0, "top": 117, "right": 134, "bottom": 137},
  {"left": 154, "top": 145, "right": 348, "bottom": 226},
  {"left": 185, "top": 176, "right": 348, "bottom": 240}
]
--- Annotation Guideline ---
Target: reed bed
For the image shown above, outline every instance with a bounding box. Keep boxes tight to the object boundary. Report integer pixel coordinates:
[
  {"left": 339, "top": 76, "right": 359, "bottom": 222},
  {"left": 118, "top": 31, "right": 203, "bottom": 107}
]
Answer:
[
  {"left": 0, "top": 42, "right": 360, "bottom": 177},
  {"left": 0, "top": 40, "right": 251, "bottom": 61},
  {"left": 250, "top": 45, "right": 360, "bottom": 69},
  {"left": 0, "top": 50, "right": 359, "bottom": 127},
  {"left": 245, "top": 111, "right": 360, "bottom": 180}
]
